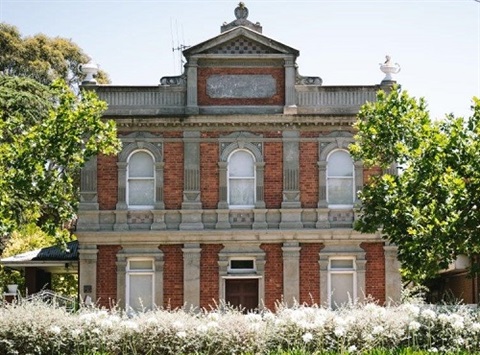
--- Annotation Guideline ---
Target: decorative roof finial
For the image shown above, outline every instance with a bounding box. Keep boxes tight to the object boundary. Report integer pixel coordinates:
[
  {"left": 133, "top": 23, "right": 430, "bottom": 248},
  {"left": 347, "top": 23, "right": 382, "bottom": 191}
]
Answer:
[
  {"left": 379, "top": 55, "right": 401, "bottom": 84},
  {"left": 235, "top": 2, "right": 249, "bottom": 20}
]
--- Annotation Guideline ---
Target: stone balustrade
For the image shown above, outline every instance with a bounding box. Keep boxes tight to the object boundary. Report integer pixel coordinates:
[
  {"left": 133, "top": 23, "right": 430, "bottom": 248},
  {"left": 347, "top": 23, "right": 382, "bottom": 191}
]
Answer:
[{"left": 92, "top": 84, "right": 380, "bottom": 116}]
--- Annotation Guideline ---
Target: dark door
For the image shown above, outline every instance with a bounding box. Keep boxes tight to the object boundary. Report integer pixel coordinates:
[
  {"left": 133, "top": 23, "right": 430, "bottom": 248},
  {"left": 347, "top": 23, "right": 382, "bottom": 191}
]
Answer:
[{"left": 225, "top": 278, "right": 259, "bottom": 312}]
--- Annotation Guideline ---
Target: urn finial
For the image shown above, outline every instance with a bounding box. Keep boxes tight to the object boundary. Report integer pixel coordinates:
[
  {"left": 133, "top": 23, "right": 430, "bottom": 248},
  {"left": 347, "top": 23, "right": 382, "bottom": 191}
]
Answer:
[
  {"left": 379, "top": 55, "right": 401, "bottom": 83},
  {"left": 78, "top": 60, "right": 99, "bottom": 85}
]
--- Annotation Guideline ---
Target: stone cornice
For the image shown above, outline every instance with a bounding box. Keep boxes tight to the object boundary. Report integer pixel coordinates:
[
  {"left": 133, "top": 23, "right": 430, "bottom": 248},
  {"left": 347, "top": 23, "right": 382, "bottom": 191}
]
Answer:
[
  {"left": 112, "top": 114, "right": 356, "bottom": 129},
  {"left": 76, "top": 228, "right": 382, "bottom": 245}
]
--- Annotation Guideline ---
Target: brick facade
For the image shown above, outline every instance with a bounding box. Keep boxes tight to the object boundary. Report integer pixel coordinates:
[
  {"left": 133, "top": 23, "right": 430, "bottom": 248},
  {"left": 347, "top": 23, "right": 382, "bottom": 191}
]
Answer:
[
  {"left": 96, "top": 245, "right": 122, "bottom": 307},
  {"left": 300, "top": 243, "right": 324, "bottom": 304},
  {"left": 161, "top": 244, "right": 184, "bottom": 309},
  {"left": 361, "top": 242, "right": 386, "bottom": 304},
  {"left": 72, "top": 4, "right": 401, "bottom": 313},
  {"left": 200, "top": 244, "right": 223, "bottom": 308}
]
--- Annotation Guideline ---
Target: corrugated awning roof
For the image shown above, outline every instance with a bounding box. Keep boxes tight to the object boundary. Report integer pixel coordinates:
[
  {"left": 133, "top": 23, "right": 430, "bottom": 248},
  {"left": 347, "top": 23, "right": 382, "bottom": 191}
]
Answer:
[{"left": 1, "top": 240, "right": 78, "bottom": 263}]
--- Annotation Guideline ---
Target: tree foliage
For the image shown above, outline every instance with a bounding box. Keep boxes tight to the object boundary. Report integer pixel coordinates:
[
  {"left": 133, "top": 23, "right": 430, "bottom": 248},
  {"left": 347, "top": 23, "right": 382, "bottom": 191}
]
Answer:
[
  {"left": 0, "top": 22, "right": 109, "bottom": 87},
  {"left": 351, "top": 86, "right": 480, "bottom": 282},
  {"left": 0, "top": 76, "right": 121, "bottom": 254}
]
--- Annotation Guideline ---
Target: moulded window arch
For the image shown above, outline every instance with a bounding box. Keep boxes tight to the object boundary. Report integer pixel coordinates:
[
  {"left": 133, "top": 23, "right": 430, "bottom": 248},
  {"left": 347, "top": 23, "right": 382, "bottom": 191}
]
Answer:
[
  {"left": 227, "top": 149, "right": 256, "bottom": 208},
  {"left": 326, "top": 149, "right": 354, "bottom": 207},
  {"left": 127, "top": 150, "right": 155, "bottom": 209}
]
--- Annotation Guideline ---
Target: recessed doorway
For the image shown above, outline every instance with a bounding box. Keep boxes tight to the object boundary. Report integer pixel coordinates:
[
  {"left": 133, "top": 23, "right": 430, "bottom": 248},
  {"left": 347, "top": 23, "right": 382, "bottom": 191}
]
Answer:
[{"left": 225, "top": 278, "right": 259, "bottom": 312}]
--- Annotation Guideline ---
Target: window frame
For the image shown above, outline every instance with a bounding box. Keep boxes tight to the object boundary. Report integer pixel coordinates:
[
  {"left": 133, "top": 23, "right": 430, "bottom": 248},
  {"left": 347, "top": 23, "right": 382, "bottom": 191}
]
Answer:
[
  {"left": 327, "top": 256, "right": 357, "bottom": 309},
  {"left": 227, "top": 257, "right": 257, "bottom": 274},
  {"left": 125, "top": 258, "right": 155, "bottom": 312},
  {"left": 227, "top": 149, "right": 256, "bottom": 209},
  {"left": 326, "top": 149, "right": 355, "bottom": 208},
  {"left": 126, "top": 149, "right": 156, "bottom": 210}
]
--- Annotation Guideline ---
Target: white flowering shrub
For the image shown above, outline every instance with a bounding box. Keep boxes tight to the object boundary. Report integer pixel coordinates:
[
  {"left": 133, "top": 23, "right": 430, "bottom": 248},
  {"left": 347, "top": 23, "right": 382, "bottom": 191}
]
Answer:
[{"left": 1, "top": 298, "right": 480, "bottom": 354}]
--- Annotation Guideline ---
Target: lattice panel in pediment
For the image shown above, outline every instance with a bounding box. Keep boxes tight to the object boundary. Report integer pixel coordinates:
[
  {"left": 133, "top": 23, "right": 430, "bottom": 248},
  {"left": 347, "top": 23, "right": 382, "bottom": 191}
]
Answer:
[{"left": 206, "top": 36, "right": 280, "bottom": 55}]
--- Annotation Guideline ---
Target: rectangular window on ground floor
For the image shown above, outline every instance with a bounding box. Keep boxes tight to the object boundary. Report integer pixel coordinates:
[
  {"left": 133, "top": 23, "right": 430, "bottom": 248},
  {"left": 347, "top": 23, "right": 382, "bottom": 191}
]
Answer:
[
  {"left": 126, "top": 258, "right": 154, "bottom": 312},
  {"left": 328, "top": 257, "right": 356, "bottom": 309}
]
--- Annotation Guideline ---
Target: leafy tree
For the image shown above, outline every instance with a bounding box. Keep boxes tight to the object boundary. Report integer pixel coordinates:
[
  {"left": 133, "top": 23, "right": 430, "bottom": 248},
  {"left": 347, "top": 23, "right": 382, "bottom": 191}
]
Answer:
[
  {"left": 0, "top": 22, "right": 109, "bottom": 87},
  {"left": 350, "top": 86, "right": 480, "bottom": 282},
  {"left": 0, "top": 76, "right": 121, "bottom": 255}
]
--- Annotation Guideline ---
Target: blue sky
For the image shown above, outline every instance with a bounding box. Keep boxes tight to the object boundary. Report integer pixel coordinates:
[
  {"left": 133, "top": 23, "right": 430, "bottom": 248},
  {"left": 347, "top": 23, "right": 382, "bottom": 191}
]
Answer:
[{"left": 1, "top": 0, "right": 479, "bottom": 119}]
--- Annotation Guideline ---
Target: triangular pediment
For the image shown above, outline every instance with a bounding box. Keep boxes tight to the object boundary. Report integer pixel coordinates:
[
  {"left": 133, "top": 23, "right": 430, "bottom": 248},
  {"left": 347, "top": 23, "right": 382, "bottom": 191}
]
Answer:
[{"left": 183, "top": 26, "right": 299, "bottom": 57}]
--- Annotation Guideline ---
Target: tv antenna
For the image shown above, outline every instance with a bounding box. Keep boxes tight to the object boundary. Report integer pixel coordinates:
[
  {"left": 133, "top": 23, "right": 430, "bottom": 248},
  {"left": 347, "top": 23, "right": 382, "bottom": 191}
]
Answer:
[{"left": 170, "top": 18, "right": 190, "bottom": 75}]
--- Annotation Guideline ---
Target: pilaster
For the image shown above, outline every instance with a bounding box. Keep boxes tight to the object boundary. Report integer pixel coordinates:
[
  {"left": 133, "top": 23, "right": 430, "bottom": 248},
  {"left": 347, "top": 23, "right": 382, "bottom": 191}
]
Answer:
[
  {"left": 283, "top": 57, "right": 298, "bottom": 114},
  {"left": 78, "top": 245, "right": 98, "bottom": 304},
  {"left": 280, "top": 131, "right": 302, "bottom": 229},
  {"left": 282, "top": 242, "right": 301, "bottom": 306},
  {"left": 180, "top": 131, "right": 204, "bottom": 230},
  {"left": 185, "top": 57, "right": 199, "bottom": 115},
  {"left": 384, "top": 244, "right": 402, "bottom": 304},
  {"left": 182, "top": 243, "right": 202, "bottom": 309}
]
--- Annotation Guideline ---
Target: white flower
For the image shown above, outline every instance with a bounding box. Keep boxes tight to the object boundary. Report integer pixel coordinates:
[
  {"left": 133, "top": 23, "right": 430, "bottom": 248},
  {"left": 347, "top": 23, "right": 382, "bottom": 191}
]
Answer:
[
  {"left": 348, "top": 345, "right": 357, "bottom": 353},
  {"left": 49, "top": 325, "right": 61, "bottom": 334},
  {"left": 452, "top": 320, "right": 464, "bottom": 331},
  {"left": 408, "top": 321, "right": 421, "bottom": 332},
  {"left": 196, "top": 324, "right": 208, "bottom": 333},
  {"left": 472, "top": 322, "right": 480, "bottom": 332},
  {"left": 429, "top": 347, "right": 439, "bottom": 353},
  {"left": 302, "top": 332, "right": 313, "bottom": 343},
  {"left": 122, "top": 320, "right": 139, "bottom": 331},
  {"left": 372, "top": 325, "right": 384, "bottom": 335},
  {"left": 421, "top": 309, "right": 437, "bottom": 320},
  {"left": 177, "top": 331, "right": 187, "bottom": 338},
  {"left": 334, "top": 326, "right": 346, "bottom": 337}
]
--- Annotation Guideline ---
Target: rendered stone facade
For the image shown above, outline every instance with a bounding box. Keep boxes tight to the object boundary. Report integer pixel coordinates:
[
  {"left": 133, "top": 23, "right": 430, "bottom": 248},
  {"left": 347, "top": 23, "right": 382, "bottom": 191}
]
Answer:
[{"left": 76, "top": 3, "right": 402, "bottom": 311}]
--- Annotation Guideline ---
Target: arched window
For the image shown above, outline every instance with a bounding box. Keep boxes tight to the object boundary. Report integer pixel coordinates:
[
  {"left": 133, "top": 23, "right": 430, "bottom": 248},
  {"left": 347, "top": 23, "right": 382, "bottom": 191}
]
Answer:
[
  {"left": 327, "top": 150, "right": 354, "bottom": 206},
  {"left": 127, "top": 150, "right": 155, "bottom": 208},
  {"left": 228, "top": 150, "right": 255, "bottom": 208}
]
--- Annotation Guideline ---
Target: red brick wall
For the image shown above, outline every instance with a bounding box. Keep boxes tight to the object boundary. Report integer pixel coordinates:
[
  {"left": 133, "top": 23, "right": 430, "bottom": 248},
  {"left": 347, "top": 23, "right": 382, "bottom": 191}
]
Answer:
[
  {"left": 264, "top": 140, "right": 283, "bottom": 209},
  {"left": 200, "top": 133, "right": 220, "bottom": 209},
  {"left": 300, "top": 136, "right": 319, "bottom": 208},
  {"left": 163, "top": 133, "right": 183, "bottom": 210},
  {"left": 197, "top": 67, "right": 285, "bottom": 106},
  {"left": 97, "top": 154, "right": 118, "bottom": 210},
  {"left": 300, "top": 243, "right": 323, "bottom": 305},
  {"left": 160, "top": 244, "right": 184, "bottom": 308},
  {"left": 361, "top": 242, "right": 386, "bottom": 303},
  {"left": 96, "top": 245, "right": 121, "bottom": 307},
  {"left": 200, "top": 244, "right": 223, "bottom": 308},
  {"left": 261, "top": 243, "right": 283, "bottom": 310}
]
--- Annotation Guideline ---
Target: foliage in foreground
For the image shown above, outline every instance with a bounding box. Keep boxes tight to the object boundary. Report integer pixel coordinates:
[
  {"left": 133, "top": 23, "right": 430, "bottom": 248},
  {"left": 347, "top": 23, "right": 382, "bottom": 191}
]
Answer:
[
  {"left": 351, "top": 87, "right": 480, "bottom": 282},
  {"left": 0, "top": 76, "right": 121, "bottom": 253},
  {"left": 1, "top": 299, "right": 480, "bottom": 354}
]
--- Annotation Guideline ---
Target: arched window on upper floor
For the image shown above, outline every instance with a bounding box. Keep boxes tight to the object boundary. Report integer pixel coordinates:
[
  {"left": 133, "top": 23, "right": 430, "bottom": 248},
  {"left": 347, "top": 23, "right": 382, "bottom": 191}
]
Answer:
[
  {"left": 228, "top": 149, "right": 256, "bottom": 208},
  {"left": 127, "top": 150, "right": 155, "bottom": 209},
  {"left": 327, "top": 150, "right": 354, "bottom": 207}
]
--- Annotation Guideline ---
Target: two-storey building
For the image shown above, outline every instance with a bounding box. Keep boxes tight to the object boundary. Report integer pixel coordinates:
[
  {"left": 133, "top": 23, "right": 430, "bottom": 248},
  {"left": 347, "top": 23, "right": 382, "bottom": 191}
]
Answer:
[{"left": 75, "top": 2, "right": 401, "bottom": 311}]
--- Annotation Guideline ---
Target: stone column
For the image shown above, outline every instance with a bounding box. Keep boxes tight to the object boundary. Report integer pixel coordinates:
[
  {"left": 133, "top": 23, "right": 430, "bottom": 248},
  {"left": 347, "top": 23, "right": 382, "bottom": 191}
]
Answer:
[
  {"left": 255, "top": 162, "right": 266, "bottom": 209},
  {"left": 114, "top": 161, "right": 129, "bottom": 231},
  {"left": 384, "top": 245, "right": 402, "bottom": 304},
  {"left": 185, "top": 57, "right": 199, "bottom": 115},
  {"left": 183, "top": 243, "right": 202, "bottom": 309},
  {"left": 280, "top": 131, "right": 302, "bottom": 229},
  {"left": 180, "top": 131, "right": 203, "bottom": 230},
  {"left": 283, "top": 57, "right": 298, "bottom": 115},
  {"left": 78, "top": 244, "right": 98, "bottom": 304},
  {"left": 282, "top": 242, "right": 301, "bottom": 306}
]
